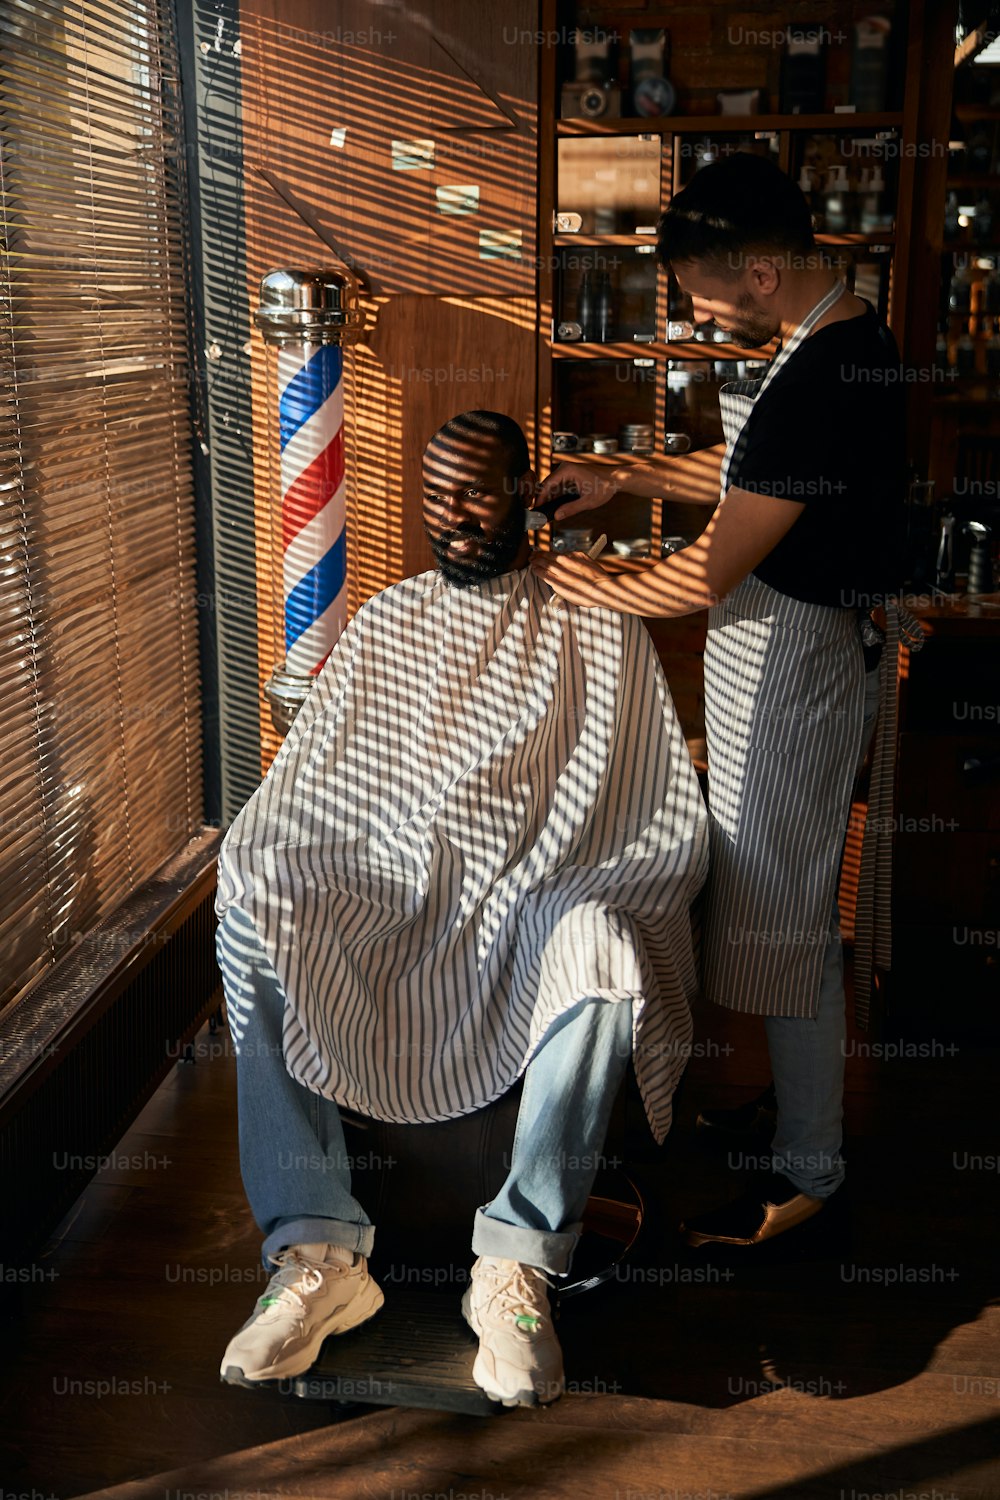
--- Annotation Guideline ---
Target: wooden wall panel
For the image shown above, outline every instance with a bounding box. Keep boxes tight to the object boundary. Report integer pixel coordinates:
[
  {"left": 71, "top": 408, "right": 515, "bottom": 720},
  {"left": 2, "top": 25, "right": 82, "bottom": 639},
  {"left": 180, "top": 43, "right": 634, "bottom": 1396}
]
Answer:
[{"left": 239, "top": 0, "right": 540, "bottom": 767}]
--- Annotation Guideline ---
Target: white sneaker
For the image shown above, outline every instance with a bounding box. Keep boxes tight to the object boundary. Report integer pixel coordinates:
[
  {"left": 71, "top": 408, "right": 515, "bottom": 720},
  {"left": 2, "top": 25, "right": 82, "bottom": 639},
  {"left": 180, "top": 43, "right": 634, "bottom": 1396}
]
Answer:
[
  {"left": 220, "top": 1242, "right": 383, "bottom": 1385},
  {"left": 461, "top": 1255, "right": 565, "bottom": 1406}
]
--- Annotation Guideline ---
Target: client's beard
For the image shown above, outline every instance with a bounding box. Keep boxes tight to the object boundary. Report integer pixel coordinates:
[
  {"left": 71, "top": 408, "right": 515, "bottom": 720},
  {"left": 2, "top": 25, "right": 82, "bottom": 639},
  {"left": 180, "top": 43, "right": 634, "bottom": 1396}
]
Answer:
[{"left": 427, "top": 502, "right": 526, "bottom": 589}]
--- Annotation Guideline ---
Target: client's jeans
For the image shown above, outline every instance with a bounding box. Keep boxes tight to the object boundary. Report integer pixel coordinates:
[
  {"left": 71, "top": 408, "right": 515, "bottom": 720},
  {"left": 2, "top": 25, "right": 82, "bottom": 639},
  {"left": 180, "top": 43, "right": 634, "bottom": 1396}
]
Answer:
[
  {"left": 216, "top": 906, "right": 631, "bottom": 1277},
  {"left": 762, "top": 662, "right": 882, "bottom": 1199}
]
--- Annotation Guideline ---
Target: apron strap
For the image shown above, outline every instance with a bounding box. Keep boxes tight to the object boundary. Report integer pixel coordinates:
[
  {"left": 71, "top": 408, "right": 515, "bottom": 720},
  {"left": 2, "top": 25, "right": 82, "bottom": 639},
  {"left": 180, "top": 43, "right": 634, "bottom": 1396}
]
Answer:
[{"left": 852, "top": 599, "right": 926, "bottom": 1029}]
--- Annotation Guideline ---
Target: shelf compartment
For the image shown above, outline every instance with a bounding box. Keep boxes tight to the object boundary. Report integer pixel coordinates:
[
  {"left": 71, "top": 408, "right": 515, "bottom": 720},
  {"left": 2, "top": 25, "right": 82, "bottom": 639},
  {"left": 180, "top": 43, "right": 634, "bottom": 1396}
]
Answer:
[
  {"left": 789, "top": 129, "right": 899, "bottom": 238},
  {"left": 551, "top": 357, "right": 657, "bottom": 446},
  {"left": 554, "top": 245, "right": 659, "bottom": 345},
  {"left": 557, "top": 135, "right": 662, "bottom": 236},
  {"left": 674, "top": 131, "right": 780, "bottom": 192}
]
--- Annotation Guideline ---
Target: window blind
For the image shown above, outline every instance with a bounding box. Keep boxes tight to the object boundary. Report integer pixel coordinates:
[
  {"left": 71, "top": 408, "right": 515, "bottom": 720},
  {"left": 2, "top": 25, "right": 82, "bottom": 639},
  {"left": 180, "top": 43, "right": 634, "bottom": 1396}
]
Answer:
[{"left": 0, "top": 0, "right": 203, "bottom": 1013}]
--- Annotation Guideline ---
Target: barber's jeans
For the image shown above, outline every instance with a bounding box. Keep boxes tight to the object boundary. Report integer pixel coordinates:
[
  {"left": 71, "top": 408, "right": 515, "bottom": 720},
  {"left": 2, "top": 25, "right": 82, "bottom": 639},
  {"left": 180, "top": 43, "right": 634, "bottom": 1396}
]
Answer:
[
  {"left": 215, "top": 906, "right": 631, "bottom": 1277},
  {"left": 762, "top": 662, "right": 881, "bottom": 1199}
]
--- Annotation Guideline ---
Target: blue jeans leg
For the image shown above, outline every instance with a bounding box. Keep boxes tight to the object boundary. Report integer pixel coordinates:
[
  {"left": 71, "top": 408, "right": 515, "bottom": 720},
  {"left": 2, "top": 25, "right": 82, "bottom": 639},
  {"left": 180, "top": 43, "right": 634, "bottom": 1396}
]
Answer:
[
  {"left": 472, "top": 997, "right": 633, "bottom": 1276},
  {"left": 763, "top": 907, "right": 846, "bottom": 1198},
  {"left": 215, "top": 906, "right": 375, "bottom": 1268},
  {"left": 760, "top": 663, "right": 881, "bottom": 1199}
]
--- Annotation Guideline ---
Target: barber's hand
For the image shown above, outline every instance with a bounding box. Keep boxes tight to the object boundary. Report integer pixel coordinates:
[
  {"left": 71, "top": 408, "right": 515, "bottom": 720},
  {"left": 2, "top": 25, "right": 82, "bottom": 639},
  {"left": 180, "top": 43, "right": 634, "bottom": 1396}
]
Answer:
[
  {"left": 529, "top": 548, "right": 612, "bottom": 608},
  {"left": 531, "top": 462, "right": 621, "bottom": 522}
]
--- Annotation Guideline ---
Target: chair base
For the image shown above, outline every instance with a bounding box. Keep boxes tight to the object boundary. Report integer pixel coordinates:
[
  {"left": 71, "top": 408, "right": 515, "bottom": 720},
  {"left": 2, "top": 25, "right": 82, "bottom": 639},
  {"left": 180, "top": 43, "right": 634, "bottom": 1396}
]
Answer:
[{"left": 289, "top": 1285, "right": 495, "bottom": 1416}]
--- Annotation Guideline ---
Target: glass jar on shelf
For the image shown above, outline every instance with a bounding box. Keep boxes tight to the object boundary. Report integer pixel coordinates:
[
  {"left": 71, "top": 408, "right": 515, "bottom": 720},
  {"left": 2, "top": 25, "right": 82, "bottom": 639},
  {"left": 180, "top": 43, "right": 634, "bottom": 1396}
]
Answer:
[{"left": 551, "top": 526, "right": 597, "bottom": 554}]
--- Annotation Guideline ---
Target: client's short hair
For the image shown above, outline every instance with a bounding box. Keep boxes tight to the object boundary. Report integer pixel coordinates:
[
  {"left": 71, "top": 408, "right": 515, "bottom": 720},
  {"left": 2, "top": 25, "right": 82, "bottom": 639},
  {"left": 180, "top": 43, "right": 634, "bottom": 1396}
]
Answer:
[
  {"left": 657, "top": 153, "right": 814, "bottom": 280},
  {"left": 430, "top": 410, "right": 530, "bottom": 479}
]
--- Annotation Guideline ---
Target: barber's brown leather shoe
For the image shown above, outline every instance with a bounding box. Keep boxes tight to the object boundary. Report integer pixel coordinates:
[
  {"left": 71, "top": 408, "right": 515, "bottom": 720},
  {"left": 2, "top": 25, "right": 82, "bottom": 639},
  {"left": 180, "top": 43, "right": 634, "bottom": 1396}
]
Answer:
[{"left": 681, "top": 1171, "right": 826, "bottom": 1248}]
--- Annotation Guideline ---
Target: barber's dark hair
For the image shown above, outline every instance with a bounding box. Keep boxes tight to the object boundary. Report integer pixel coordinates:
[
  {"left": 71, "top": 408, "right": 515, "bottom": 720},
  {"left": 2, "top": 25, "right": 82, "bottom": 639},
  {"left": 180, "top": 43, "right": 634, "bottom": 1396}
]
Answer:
[
  {"left": 657, "top": 153, "right": 814, "bottom": 278},
  {"left": 432, "top": 410, "right": 530, "bottom": 479}
]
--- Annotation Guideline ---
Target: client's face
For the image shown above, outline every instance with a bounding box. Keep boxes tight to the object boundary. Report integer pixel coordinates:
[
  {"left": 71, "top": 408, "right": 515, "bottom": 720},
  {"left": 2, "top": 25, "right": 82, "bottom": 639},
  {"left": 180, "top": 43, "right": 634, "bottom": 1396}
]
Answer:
[{"left": 422, "top": 437, "right": 529, "bottom": 589}]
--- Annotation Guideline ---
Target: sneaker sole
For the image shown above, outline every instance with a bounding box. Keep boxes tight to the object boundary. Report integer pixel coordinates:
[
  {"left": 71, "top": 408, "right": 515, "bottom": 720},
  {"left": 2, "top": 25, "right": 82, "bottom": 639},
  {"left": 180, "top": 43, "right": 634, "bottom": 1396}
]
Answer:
[
  {"left": 461, "top": 1288, "right": 564, "bottom": 1408},
  {"left": 220, "top": 1279, "right": 385, "bottom": 1386}
]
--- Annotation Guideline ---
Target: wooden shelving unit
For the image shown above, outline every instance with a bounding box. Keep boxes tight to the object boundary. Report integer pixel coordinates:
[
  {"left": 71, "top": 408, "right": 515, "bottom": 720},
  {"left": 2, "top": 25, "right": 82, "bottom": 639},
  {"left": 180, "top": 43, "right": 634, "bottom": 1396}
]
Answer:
[
  {"left": 925, "top": 18, "right": 1000, "bottom": 530},
  {"left": 533, "top": 0, "right": 946, "bottom": 744},
  {"left": 536, "top": 0, "right": 923, "bottom": 531}
]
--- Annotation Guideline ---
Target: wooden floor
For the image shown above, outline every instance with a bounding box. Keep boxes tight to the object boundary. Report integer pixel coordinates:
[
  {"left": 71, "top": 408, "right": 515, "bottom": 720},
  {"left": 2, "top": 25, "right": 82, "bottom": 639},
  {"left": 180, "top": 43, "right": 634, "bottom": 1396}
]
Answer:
[{"left": 3, "top": 984, "right": 999, "bottom": 1500}]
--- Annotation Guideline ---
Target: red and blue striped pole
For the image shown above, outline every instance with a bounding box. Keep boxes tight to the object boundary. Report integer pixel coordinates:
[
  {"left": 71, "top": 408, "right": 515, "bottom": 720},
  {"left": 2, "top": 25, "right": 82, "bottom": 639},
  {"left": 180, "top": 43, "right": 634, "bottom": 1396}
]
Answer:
[
  {"left": 278, "top": 341, "right": 347, "bottom": 676},
  {"left": 255, "top": 269, "right": 366, "bottom": 735}
]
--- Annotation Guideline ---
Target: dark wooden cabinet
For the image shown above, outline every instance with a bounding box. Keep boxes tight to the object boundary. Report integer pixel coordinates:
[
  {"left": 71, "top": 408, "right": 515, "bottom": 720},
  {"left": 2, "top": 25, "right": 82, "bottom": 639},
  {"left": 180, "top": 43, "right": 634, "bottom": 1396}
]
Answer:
[{"left": 887, "top": 598, "right": 1000, "bottom": 1038}]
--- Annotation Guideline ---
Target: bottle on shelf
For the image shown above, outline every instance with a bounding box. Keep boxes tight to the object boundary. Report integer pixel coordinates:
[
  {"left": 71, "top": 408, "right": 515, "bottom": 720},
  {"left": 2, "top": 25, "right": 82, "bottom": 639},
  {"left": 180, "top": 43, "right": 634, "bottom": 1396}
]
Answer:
[
  {"left": 934, "top": 511, "right": 955, "bottom": 593},
  {"left": 944, "top": 191, "right": 960, "bottom": 241},
  {"left": 692, "top": 141, "right": 718, "bottom": 175},
  {"left": 965, "top": 522, "right": 994, "bottom": 595},
  {"left": 665, "top": 365, "right": 692, "bottom": 446},
  {"left": 955, "top": 329, "right": 976, "bottom": 375},
  {"left": 577, "top": 272, "right": 595, "bottom": 341},
  {"left": 986, "top": 318, "right": 1000, "bottom": 378},
  {"left": 967, "top": 125, "right": 993, "bottom": 175},
  {"left": 934, "top": 320, "right": 950, "bottom": 375},
  {"left": 824, "top": 165, "right": 851, "bottom": 235},
  {"left": 984, "top": 265, "right": 1000, "bottom": 317},
  {"left": 859, "top": 164, "right": 888, "bottom": 234},
  {"left": 594, "top": 272, "right": 613, "bottom": 343},
  {"left": 798, "top": 165, "right": 822, "bottom": 231},
  {"left": 850, "top": 16, "right": 891, "bottom": 112},
  {"left": 973, "top": 194, "right": 994, "bottom": 247},
  {"left": 948, "top": 263, "right": 973, "bottom": 317}
]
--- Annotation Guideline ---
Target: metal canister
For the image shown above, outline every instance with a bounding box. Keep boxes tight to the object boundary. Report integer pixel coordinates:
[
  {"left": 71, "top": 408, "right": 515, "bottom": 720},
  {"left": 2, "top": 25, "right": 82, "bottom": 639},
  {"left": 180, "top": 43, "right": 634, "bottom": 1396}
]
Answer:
[
  {"left": 620, "top": 422, "right": 654, "bottom": 454},
  {"left": 552, "top": 526, "right": 596, "bottom": 553},
  {"left": 661, "top": 534, "right": 690, "bottom": 557}
]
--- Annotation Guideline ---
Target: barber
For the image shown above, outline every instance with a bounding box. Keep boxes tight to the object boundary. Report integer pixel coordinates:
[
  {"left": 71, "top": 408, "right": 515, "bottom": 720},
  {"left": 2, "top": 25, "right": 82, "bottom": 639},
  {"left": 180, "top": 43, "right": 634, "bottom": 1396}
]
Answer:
[{"left": 529, "top": 153, "right": 909, "bottom": 1250}]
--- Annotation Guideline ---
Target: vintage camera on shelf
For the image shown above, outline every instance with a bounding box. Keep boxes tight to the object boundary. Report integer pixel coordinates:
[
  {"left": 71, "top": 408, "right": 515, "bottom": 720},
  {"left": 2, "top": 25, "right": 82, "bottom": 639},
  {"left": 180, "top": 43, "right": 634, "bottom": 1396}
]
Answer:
[{"left": 561, "top": 81, "right": 622, "bottom": 120}]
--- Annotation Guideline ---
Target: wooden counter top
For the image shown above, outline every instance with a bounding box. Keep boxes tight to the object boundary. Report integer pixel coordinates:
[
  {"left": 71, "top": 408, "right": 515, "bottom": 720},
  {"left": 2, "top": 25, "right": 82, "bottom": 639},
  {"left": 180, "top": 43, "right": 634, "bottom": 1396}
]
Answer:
[{"left": 902, "top": 591, "right": 1000, "bottom": 637}]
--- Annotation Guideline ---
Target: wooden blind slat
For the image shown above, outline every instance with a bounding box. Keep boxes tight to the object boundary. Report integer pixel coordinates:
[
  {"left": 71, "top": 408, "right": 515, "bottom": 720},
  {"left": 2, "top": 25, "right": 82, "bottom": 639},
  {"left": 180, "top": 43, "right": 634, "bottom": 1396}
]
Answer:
[{"left": 0, "top": 0, "right": 202, "bottom": 1015}]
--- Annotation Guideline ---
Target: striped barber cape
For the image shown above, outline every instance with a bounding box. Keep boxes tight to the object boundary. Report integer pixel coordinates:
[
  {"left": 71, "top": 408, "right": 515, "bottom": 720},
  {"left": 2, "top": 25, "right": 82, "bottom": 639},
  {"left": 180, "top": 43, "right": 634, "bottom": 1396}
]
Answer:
[{"left": 215, "top": 566, "right": 708, "bottom": 1143}]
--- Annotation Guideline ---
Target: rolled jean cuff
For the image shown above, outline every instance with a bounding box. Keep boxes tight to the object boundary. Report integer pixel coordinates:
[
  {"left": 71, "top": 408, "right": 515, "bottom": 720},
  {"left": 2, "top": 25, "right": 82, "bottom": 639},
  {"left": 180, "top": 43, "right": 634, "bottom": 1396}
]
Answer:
[
  {"left": 770, "top": 1154, "right": 845, "bottom": 1200},
  {"left": 471, "top": 1205, "right": 581, "bottom": 1276},
  {"left": 261, "top": 1214, "right": 376, "bottom": 1269}
]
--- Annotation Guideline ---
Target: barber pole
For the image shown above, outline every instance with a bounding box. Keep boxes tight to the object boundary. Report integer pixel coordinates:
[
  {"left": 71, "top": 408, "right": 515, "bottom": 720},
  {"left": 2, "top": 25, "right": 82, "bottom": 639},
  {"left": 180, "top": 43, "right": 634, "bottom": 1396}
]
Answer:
[
  {"left": 278, "top": 342, "right": 347, "bottom": 676},
  {"left": 254, "top": 269, "right": 366, "bottom": 735}
]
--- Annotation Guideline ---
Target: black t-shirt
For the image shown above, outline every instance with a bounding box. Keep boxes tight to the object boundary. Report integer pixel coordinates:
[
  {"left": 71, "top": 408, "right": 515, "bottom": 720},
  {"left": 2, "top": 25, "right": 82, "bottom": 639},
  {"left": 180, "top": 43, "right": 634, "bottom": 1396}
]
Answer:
[{"left": 726, "top": 300, "right": 905, "bottom": 610}]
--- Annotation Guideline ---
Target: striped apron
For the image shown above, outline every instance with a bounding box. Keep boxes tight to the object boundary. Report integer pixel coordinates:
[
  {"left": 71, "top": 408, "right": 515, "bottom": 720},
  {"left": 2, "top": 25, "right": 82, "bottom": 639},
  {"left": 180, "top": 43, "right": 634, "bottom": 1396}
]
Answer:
[{"left": 702, "top": 280, "right": 870, "bottom": 1019}]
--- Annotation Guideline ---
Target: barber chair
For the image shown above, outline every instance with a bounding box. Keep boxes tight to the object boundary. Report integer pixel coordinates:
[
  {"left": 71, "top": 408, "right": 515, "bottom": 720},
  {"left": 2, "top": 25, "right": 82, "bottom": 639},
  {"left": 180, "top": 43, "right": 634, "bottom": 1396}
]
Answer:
[{"left": 281, "top": 1077, "right": 644, "bottom": 1415}]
